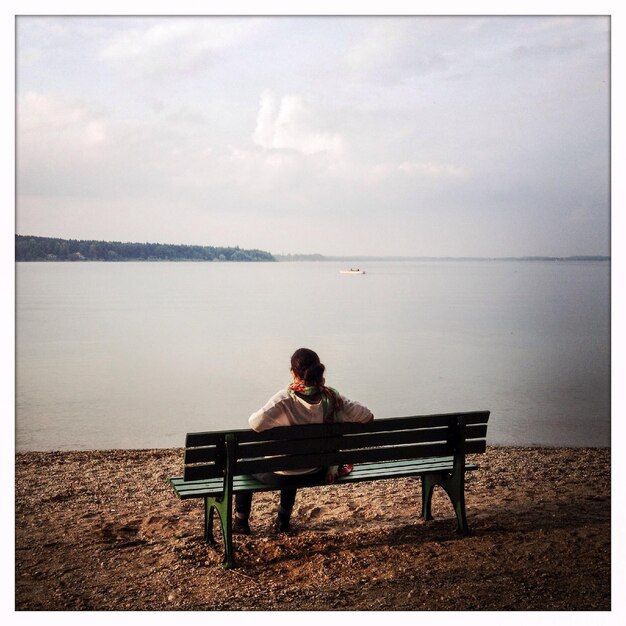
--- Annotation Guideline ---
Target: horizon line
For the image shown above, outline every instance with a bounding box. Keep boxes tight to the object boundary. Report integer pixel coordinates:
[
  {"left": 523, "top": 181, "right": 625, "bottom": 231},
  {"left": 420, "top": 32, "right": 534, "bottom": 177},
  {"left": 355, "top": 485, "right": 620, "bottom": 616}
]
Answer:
[
  {"left": 274, "top": 253, "right": 610, "bottom": 261},
  {"left": 15, "top": 234, "right": 609, "bottom": 261}
]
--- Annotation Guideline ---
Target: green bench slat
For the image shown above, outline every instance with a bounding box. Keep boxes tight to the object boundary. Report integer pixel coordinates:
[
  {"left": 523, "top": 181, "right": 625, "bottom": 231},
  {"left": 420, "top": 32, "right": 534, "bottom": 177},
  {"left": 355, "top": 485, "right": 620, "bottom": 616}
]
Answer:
[
  {"left": 332, "top": 460, "right": 478, "bottom": 483},
  {"left": 183, "top": 437, "right": 487, "bottom": 482},
  {"left": 184, "top": 441, "right": 446, "bottom": 481},
  {"left": 169, "top": 457, "right": 479, "bottom": 499},
  {"left": 185, "top": 411, "right": 490, "bottom": 447},
  {"left": 184, "top": 423, "right": 489, "bottom": 464},
  {"left": 182, "top": 461, "right": 223, "bottom": 480},
  {"left": 177, "top": 456, "right": 460, "bottom": 492}
]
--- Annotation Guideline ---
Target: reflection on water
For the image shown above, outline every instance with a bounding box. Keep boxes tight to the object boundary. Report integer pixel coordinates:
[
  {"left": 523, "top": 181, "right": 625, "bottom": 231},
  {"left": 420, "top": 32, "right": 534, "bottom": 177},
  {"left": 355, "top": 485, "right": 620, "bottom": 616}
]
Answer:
[{"left": 16, "top": 260, "right": 610, "bottom": 450}]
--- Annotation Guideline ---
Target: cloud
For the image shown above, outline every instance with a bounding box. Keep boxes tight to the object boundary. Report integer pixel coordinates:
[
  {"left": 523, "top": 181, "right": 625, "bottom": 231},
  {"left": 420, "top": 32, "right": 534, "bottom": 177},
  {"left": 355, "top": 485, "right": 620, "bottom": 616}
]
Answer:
[
  {"left": 345, "top": 22, "right": 403, "bottom": 70},
  {"left": 252, "top": 90, "right": 345, "bottom": 157},
  {"left": 511, "top": 39, "right": 585, "bottom": 61},
  {"left": 98, "top": 18, "right": 262, "bottom": 77},
  {"left": 17, "top": 92, "right": 136, "bottom": 200},
  {"left": 18, "top": 92, "right": 109, "bottom": 155},
  {"left": 17, "top": 91, "right": 203, "bottom": 200},
  {"left": 15, "top": 17, "right": 609, "bottom": 256},
  {"left": 398, "top": 161, "right": 470, "bottom": 179},
  {"left": 344, "top": 18, "right": 455, "bottom": 84},
  {"left": 19, "top": 92, "right": 91, "bottom": 131}
]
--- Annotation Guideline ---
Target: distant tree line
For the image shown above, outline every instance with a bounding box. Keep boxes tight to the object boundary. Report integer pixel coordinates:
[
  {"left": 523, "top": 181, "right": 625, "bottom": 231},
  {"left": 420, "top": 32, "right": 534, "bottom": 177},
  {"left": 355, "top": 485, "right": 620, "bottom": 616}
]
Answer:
[
  {"left": 15, "top": 235, "right": 275, "bottom": 262},
  {"left": 274, "top": 253, "right": 326, "bottom": 262}
]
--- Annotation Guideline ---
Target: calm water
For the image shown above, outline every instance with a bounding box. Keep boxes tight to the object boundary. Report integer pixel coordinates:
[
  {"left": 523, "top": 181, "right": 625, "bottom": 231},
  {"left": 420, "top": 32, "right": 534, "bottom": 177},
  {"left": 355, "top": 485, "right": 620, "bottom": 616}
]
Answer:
[{"left": 15, "top": 260, "right": 610, "bottom": 451}]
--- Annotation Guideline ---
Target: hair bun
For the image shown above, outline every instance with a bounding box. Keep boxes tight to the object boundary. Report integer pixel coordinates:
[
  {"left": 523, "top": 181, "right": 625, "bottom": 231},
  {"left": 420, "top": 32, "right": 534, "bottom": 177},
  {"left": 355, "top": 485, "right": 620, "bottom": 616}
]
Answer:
[
  {"left": 304, "top": 362, "right": 325, "bottom": 386},
  {"left": 291, "top": 348, "right": 326, "bottom": 387}
]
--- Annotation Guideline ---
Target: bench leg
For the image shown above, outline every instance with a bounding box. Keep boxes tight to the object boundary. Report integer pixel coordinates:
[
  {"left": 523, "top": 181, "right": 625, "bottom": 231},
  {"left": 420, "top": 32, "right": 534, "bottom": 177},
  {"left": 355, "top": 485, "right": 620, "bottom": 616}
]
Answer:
[
  {"left": 204, "top": 496, "right": 235, "bottom": 569},
  {"left": 204, "top": 498, "right": 216, "bottom": 544},
  {"left": 421, "top": 474, "right": 436, "bottom": 521},
  {"left": 442, "top": 480, "right": 469, "bottom": 535},
  {"left": 421, "top": 472, "right": 470, "bottom": 535}
]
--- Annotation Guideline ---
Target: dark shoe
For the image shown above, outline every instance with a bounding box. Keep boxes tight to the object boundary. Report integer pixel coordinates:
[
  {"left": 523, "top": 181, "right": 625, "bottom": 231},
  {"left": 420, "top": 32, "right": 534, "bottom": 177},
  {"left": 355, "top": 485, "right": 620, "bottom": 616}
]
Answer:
[
  {"left": 233, "top": 517, "right": 251, "bottom": 535},
  {"left": 274, "top": 512, "right": 291, "bottom": 533}
]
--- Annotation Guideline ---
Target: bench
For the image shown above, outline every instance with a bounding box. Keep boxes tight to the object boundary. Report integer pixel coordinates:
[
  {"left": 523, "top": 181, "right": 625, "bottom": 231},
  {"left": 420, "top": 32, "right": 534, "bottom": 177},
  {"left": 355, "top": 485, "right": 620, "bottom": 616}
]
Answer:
[{"left": 168, "top": 410, "right": 490, "bottom": 569}]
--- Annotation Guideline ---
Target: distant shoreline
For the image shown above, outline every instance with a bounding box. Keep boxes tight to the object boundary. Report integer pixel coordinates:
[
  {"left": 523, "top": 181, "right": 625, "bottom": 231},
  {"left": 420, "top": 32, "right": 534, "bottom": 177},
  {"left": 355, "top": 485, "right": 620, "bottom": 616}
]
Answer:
[
  {"left": 274, "top": 254, "right": 610, "bottom": 262},
  {"left": 15, "top": 256, "right": 610, "bottom": 264},
  {"left": 15, "top": 235, "right": 275, "bottom": 263},
  {"left": 15, "top": 235, "right": 608, "bottom": 263},
  {"left": 16, "top": 256, "right": 610, "bottom": 264}
]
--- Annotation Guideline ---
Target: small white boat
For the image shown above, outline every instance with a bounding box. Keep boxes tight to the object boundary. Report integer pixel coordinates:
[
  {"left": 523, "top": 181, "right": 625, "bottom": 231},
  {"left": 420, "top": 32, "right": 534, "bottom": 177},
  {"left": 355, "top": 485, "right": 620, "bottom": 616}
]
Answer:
[{"left": 339, "top": 268, "right": 366, "bottom": 274}]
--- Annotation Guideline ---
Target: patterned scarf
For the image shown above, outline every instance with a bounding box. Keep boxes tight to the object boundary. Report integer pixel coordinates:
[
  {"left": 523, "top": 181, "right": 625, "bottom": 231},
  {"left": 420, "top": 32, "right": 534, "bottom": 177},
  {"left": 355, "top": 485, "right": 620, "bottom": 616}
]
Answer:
[{"left": 288, "top": 382, "right": 344, "bottom": 424}]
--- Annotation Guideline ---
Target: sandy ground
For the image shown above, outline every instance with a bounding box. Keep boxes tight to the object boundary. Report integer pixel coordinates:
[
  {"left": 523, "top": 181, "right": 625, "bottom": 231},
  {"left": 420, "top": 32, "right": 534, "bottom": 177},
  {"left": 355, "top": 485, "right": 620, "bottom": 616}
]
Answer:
[{"left": 15, "top": 446, "right": 610, "bottom": 611}]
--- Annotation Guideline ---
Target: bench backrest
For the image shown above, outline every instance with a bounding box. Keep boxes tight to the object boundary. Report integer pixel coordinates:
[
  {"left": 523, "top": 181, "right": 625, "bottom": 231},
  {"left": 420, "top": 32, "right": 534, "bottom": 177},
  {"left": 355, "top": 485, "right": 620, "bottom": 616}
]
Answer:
[{"left": 183, "top": 411, "right": 490, "bottom": 482}]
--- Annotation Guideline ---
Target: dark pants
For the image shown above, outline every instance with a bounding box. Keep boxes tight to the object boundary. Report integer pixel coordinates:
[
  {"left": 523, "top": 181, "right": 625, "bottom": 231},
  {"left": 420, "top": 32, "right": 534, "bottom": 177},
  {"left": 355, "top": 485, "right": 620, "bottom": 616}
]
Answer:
[{"left": 235, "top": 468, "right": 327, "bottom": 519}]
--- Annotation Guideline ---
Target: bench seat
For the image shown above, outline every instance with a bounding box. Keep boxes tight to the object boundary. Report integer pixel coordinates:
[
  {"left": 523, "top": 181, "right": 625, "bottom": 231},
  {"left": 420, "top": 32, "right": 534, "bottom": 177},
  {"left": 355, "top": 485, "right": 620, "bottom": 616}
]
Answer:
[{"left": 169, "top": 456, "right": 478, "bottom": 499}]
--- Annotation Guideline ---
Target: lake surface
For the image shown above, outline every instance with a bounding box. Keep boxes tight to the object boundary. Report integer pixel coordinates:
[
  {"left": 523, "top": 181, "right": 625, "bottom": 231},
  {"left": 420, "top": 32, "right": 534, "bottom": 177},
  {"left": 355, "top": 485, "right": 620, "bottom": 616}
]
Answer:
[{"left": 15, "top": 260, "right": 610, "bottom": 451}]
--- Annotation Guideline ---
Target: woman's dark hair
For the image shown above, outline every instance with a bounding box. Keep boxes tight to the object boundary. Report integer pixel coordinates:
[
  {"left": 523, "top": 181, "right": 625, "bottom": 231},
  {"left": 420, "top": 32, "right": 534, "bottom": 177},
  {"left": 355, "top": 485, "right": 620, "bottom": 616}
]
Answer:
[{"left": 291, "top": 348, "right": 326, "bottom": 387}]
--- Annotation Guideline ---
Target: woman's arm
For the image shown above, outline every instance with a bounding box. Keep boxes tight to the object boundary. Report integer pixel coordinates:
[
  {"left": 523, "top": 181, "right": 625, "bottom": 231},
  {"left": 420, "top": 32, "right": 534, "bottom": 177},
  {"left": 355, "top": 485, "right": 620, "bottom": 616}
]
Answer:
[
  {"left": 248, "top": 390, "right": 291, "bottom": 431},
  {"left": 339, "top": 395, "right": 374, "bottom": 423}
]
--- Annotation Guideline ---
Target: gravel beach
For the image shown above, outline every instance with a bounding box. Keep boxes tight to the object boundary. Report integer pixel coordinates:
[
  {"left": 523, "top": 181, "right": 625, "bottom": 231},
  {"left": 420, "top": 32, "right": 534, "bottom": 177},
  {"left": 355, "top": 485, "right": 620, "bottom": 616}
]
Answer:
[{"left": 15, "top": 446, "right": 610, "bottom": 611}]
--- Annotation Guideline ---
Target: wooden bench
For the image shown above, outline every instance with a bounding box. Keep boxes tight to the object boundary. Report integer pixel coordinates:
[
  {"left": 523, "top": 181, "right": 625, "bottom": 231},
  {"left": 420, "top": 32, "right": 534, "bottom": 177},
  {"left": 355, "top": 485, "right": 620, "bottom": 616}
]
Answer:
[{"left": 168, "top": 410, "right": 490, "bottom": 569}]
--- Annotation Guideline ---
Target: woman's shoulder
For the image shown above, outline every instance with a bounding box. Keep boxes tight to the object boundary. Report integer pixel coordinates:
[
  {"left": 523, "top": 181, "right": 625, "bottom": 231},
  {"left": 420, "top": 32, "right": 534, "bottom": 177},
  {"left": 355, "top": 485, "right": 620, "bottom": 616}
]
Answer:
[
  {"left": 249, "top": 388, "right": 297, "bottom": 430},
  {"left": 267, "top": 388, "right": 292, "bottom": 404}
]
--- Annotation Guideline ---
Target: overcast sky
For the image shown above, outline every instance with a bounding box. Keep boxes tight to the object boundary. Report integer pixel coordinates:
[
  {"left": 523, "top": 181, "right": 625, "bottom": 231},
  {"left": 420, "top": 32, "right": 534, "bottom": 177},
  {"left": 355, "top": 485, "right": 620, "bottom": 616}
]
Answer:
[{"left": 16, "top": 15, "right": 610, "bottom": 257}]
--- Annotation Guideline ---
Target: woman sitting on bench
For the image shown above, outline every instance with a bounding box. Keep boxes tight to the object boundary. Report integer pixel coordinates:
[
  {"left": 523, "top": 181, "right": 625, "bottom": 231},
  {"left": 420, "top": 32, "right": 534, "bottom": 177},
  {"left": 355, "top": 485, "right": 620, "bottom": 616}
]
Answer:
[{"left": 233, "top": 347, "right": 374, "bottom": 534}]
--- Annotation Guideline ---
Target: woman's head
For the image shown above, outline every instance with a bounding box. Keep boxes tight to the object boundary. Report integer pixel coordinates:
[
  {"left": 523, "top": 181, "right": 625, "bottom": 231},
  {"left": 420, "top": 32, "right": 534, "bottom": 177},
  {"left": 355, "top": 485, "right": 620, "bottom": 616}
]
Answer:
[{"left": 291, "top": 348, "right": 325, "bottom": 387}]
